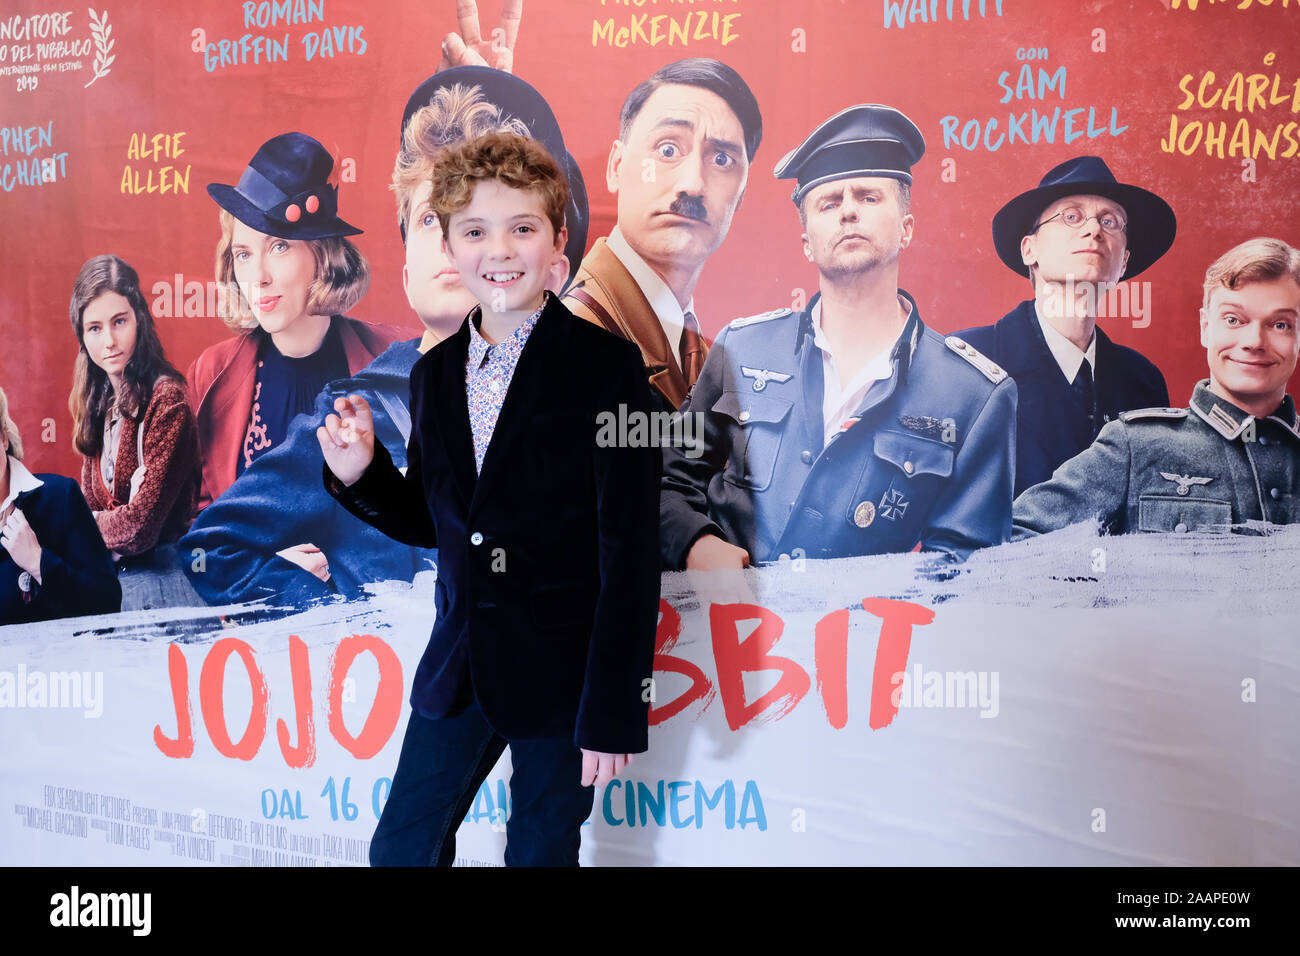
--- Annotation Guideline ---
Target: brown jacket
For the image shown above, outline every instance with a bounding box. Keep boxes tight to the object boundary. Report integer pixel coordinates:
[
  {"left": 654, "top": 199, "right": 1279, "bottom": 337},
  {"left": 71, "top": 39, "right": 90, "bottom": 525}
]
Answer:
[
  {"left": 80, "top": 375, "right": 200, "bottom": 556},
  {"left": 562, "top": 237, "right": 711, "bottom": 410}
]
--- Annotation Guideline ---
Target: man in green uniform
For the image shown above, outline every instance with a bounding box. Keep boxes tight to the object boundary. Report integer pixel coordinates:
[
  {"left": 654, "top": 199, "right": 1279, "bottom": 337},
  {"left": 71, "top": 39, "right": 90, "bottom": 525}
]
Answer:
[{"left": 1014, "top": 237, "right": 1300, "bottom": 537}]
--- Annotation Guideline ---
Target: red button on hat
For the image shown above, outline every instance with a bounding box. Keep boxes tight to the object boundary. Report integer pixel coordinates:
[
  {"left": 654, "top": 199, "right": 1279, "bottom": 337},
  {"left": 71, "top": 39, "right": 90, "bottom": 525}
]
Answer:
[
  {"left": 285, "top": 203, "right": 301, "bottom": 222},
  {"left": 305, "top": 194, "right": 319, "bottom": 214}
]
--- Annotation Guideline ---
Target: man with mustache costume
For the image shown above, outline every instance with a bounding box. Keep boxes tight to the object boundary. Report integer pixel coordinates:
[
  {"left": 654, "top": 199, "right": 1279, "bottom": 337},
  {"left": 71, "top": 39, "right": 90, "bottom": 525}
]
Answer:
[{"left": 564, "top": 57, "right": 762, "bottom": 412}]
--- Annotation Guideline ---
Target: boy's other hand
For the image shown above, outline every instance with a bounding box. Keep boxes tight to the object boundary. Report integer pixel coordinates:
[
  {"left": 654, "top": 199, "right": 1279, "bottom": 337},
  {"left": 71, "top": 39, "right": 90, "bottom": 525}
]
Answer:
[
  {"left": 685, "top": 535, "right": 757, "bottom": 605},
  {"left": 580, "top": 750, "right": 634, "bottom": 788},
  {"left": 317, "top": 394, "right": 376, "bottom": 487},
  {"left": 686, "top": 533, "right": 750, "bottom": 571}
]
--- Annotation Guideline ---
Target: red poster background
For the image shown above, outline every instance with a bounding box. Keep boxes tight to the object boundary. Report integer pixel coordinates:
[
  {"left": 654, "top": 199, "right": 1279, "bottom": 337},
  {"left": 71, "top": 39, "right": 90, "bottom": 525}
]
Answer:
[{"left": 2, "top": 0, "right": 1296, "bottom": 478}]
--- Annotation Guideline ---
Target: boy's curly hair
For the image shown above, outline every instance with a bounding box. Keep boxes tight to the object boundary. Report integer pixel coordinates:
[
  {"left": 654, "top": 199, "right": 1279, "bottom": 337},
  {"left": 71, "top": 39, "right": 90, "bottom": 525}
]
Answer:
[{"left": 428, "top": 131, "right": 568, "bottom": 241}]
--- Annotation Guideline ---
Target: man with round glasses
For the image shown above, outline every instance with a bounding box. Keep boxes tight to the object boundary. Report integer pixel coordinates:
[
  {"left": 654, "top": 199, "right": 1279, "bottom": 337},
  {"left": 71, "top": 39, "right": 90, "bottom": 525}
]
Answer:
[{"left": 955, "top": 156, "right": 1177, "bottom": 495}]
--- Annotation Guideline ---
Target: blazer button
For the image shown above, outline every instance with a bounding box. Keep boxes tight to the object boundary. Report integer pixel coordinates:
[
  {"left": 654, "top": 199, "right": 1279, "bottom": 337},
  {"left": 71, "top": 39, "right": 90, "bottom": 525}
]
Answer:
[
  {"left": 739, "top": 410, "right": 751, "bottom": 422},
  {"left": 470, "top": 532, "right": 484, "bottom": 546},
  {"left": 903, "top": 460, "right": 915, "bottom": 475},
  {"left": 1174, "top": 522, "right": 1188, "bottom": 534},
  {"left": 800, "top": 450, "right": 812, "bottom": 464},
  {"left": 1270, "top": 487, "right": 1280, "bottom": 500}
]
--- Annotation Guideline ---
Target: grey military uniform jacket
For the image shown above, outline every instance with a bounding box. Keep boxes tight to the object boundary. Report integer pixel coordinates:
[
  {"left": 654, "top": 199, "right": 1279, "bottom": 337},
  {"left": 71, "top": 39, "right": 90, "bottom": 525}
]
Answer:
[
  {"left": 1014, "top": 381, "right": 1300, "bottom": 537},
  {"left": 660, "top": 290, "right": 1019, "bottom": 568}
]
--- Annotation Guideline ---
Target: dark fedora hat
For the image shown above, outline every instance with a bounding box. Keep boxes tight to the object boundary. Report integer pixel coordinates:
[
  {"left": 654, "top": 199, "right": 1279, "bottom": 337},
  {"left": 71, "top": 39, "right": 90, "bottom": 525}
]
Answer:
[
  {"left": 207, "top": 132, "right": 360, "bottom": 241},
  {"left": 992, "top": 155, "right": 1176, "bottom": 279},
  {"left": 399, "top": 65, "right": 588, "bottom": 285}
]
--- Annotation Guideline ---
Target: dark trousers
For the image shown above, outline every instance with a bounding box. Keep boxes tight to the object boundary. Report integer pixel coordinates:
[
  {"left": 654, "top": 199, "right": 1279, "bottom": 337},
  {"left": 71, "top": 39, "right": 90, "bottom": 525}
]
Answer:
[{"left": 369, "top": 695, "right": 595, "bottom": 867}]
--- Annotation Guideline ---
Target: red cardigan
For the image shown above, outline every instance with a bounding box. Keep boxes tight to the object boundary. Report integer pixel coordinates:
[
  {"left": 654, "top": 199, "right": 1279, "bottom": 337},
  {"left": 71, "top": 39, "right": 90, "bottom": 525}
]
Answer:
[
  {"left": 186, "top": 315, "right": 411, "bottom": 512},
  {"left": 79, "top": 375, "right": 201, "bottom": 556}
]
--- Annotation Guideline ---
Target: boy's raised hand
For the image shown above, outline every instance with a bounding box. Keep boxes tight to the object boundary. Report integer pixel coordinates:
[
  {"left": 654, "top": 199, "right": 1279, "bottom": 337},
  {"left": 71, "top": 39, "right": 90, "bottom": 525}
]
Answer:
[
  {"left": 580, "top": 750, "right": 634, "bottom": 788},
  {"left": 317, "top": 395, "right": 375, "bottom": 487}
]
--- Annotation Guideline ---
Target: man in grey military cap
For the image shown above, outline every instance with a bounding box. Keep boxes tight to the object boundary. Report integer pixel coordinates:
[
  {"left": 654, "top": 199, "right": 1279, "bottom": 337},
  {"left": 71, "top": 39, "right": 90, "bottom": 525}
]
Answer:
[
  {"left": 1015, "top": 237, "right": 1300, "bottom": 537},
  {"left": 660, "top": 104, "right": 1018, "bottom": 570}
]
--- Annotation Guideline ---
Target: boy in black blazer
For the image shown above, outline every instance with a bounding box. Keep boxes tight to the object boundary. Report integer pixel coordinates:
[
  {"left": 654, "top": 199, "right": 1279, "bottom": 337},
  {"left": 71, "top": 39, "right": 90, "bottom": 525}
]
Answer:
[{"left": 319, "top": 132, "right": 661, "bottom": 866}]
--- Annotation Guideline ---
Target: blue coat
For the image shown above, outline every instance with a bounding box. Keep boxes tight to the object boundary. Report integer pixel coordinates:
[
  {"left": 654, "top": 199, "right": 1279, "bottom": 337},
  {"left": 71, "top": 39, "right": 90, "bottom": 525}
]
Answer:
[
  {"left": 179, "top": 339, "right": 437, "bottom": 607},
  {"left": 660, "top": 291, "right": 1018, "bottom": 567},
  {"left": 1, "top": 473, "right": 120, "bottom": 625},
  {"left": 957, "top": 300, "right": 1168, "bottom": 496}
]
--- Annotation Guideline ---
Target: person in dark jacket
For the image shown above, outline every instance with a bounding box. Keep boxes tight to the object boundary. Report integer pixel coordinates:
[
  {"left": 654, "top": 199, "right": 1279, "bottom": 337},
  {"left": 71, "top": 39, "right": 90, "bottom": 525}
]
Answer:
[
  {"left": 0, "top": 387, "right": 120, "bottom": 625},
  {"left": 322, "top": 133, "right": 660, "bottom": 866},
  {"left": 179, "top": 67, "right": 588, "bottom": 607},
  {"left": 955, "top": 156, "right": 1177, "bottom": 496}
]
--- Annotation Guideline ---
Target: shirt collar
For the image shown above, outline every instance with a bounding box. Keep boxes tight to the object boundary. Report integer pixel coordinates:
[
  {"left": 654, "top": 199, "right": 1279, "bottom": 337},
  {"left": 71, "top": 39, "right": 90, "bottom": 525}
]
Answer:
[
  {"left": 1, "top": 455, "right": 43, "bottom": 512},
  {"left": 467, "top": 293, "right": 548, "bottom": 368},
  {"left": 605, "top": 226, "right": 696, "bottom": 326},
  {"left": 1033, "top": 300, "right": 1096, "bottom": 383},
  {"left": 808, "top": 291, "right": 918, "bottom": 362},
  {"left": 1190, "top": 379, "right": 1300, "bottom": 440}
]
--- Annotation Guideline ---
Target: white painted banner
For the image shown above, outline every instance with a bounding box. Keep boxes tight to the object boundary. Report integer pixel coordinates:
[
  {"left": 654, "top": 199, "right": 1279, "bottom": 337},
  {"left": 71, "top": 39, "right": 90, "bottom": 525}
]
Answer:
[{"left": 2, "top": 523, "right": 1297, "bottom": 866}]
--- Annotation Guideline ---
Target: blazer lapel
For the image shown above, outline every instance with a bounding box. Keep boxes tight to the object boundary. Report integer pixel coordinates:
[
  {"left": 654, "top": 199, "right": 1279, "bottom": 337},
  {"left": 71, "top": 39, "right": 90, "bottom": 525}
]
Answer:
[
  {"left": 430, "top": 317, "right": 478, "bottom": 507},
  {"left": 470, "top": 294, "right": 570, "bottom": 514}
]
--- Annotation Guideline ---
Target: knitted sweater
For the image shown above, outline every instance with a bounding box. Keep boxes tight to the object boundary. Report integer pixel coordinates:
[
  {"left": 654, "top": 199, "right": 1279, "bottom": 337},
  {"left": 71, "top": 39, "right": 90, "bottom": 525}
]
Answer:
[{"left": 79, "top": 375, "right": 201, "bottom": 556}]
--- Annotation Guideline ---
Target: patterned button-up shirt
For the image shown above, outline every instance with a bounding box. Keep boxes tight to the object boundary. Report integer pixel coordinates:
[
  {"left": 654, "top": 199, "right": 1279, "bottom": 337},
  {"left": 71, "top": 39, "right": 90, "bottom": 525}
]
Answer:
[{"left": 465, "top": 294, "right": 548, "bottom": 473}]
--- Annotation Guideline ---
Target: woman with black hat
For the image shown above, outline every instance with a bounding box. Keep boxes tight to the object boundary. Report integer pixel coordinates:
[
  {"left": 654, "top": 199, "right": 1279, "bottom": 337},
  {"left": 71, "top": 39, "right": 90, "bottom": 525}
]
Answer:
[{"left": 187, "top": 131, "right": 409, "bottom": 517}]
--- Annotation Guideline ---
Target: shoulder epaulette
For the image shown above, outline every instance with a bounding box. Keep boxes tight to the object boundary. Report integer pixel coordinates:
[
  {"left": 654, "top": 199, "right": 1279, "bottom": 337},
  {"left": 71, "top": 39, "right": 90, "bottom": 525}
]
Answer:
[
  {"left": 943, "top": 336, "right": 1007, "bottom": 385},
  {"left": 1119, "top": 407, "right": 1188, "bottom": 423},
  {"left": 729, "top": 308, "right": 793, "bottom": 330}
]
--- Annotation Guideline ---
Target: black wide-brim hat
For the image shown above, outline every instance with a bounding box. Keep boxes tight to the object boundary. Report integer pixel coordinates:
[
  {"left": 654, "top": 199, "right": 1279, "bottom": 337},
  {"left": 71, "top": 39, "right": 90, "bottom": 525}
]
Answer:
[
  {"left": 399, "top": 65, "right": 588, "bottom": 285},
  {"left": 207, "top": 131, "right": 361, "bottom": 240},
  {"left": 992, "top": 155, "right": 1176, "bottom": 279}
]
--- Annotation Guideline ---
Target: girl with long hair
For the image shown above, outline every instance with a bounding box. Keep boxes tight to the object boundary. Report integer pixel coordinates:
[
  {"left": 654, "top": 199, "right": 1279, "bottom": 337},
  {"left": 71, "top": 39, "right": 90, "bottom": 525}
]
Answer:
[{"left": 70, "top": 254, "right": 201, "bottom": 610}]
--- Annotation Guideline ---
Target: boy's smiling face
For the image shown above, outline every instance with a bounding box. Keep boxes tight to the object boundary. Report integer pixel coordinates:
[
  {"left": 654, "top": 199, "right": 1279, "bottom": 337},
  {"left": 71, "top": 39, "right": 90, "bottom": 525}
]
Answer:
[{"left": 442, "top": 178, "right": 567, "bottom": 319}]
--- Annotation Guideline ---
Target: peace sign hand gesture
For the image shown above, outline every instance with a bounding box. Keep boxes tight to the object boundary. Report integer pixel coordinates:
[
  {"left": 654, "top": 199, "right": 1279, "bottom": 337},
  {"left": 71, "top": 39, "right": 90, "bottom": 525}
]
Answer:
[{"left": 438, "top": 0, "right": 522, "bottom": 73}]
